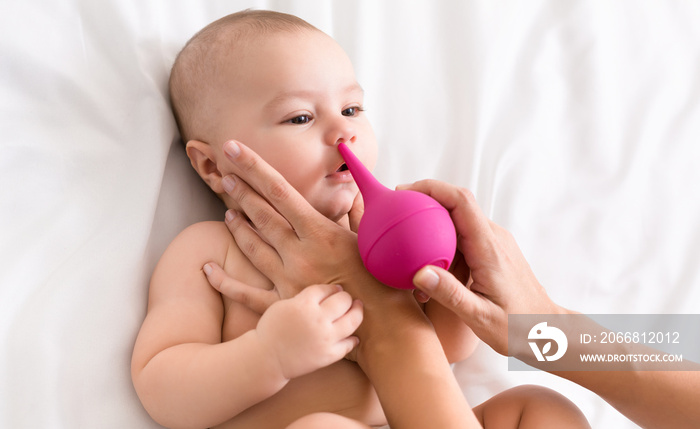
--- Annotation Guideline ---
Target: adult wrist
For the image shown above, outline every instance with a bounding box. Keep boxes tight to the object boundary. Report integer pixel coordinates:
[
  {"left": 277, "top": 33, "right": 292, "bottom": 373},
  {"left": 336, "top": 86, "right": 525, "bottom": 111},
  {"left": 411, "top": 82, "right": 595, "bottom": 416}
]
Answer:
[{"left": 354, "top": 300, "right": 435, "bottom": 369}]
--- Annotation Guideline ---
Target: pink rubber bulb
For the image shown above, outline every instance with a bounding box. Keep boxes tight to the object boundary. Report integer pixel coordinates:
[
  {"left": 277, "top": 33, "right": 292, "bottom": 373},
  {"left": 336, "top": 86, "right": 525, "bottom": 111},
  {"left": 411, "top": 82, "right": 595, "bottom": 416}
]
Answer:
[{"left": 338, "top": 143, "right": 457, "bottom": 289}]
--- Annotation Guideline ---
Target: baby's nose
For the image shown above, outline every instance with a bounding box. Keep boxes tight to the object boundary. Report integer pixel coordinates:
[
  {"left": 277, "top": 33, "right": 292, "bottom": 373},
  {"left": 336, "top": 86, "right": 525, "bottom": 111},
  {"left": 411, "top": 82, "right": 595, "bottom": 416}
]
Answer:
[
  {"left": 329, "top": 127, "right": 357, "bottom": 146},
  {"left": 327, "top": 119, "right": 356, "bottom": 146}
]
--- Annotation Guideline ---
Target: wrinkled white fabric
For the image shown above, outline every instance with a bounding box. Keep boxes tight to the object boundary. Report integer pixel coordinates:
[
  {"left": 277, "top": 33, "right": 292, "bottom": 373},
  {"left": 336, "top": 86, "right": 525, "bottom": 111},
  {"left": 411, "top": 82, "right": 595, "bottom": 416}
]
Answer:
[{"left": 2, "top": 1, "right": 699, "bottom": 427}]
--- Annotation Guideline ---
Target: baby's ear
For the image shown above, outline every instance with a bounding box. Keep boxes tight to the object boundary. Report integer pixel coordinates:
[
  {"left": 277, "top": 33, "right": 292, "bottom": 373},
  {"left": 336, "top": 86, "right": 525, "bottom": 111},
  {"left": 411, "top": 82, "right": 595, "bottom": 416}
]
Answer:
[{"left": 185, "top": 140, "right": 225, "bottom": 193}]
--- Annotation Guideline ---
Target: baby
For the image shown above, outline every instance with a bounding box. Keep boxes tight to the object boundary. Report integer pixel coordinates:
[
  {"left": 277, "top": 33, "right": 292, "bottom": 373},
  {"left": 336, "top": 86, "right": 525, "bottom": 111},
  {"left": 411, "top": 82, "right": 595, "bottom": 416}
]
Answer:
[{"left": 131, "top": 9, "right": 588, "bottom": 429}]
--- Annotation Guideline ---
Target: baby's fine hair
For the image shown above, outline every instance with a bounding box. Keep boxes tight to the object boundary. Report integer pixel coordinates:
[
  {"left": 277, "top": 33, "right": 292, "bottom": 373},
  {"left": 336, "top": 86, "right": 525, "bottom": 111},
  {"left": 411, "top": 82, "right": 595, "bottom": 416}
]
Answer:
[{"left": 169, "top": 9, "right": 319, "bottom": 143}]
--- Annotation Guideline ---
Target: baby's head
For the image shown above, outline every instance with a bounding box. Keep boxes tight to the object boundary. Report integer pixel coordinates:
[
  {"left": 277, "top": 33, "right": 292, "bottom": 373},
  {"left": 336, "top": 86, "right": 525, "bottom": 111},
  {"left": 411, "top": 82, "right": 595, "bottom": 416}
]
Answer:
[{"left": 169, "top": 10, "right": 377, "bottom": 223}]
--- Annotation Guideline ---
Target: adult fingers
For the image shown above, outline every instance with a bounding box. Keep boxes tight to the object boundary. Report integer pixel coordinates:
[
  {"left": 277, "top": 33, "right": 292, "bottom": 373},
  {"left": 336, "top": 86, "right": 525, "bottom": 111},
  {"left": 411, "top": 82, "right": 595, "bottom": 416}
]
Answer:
[
  {"left": 413, "top": 289, "right": 431, "bottom": 304},
  {"left": 348, "top": 192, "right": 365, "bottom": 233},
  {"left": 396, "top": 180, "right": 498, "bottom": 267},
  {"left": 412, "top": 265, "right": 507, "bottom": 355},
  {"left": 223, "top": 140, "right": 325, "bottom": 235},
  {"left": 204, "top": 262, "right": 279, "bottom": 315},
  {"left": 223, "top": 174, "right": 295, "bottom": 250},
  {"left": 223, "top": 209, "right": 285, "bottom": 282},
  {"left": 413, "top": 266, "right": 473, "bottom": 316}
]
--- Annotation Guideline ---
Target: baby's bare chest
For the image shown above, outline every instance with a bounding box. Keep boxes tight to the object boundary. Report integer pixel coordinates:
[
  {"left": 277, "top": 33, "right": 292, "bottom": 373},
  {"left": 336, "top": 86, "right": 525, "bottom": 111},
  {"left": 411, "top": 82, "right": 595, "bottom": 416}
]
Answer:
[
  {"left": 221, "top": 299, "right": 260, "bottom": 341},
  {"left": 218, "top": 299, "right": 386, "bottom": 427}
]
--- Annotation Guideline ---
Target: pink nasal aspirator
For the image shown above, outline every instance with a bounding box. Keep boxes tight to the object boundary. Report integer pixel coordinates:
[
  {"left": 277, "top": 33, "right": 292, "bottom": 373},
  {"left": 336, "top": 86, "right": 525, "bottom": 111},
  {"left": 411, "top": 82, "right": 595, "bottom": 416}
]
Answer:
[{"left": 338, "top": 143, "right": 457, "bottom": 289}]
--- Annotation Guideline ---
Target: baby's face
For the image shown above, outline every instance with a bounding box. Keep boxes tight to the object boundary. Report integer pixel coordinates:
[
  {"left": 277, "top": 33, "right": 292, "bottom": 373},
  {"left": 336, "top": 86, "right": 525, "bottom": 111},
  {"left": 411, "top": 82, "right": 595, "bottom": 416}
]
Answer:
[{"left": 210, "top": 29, "right": 378, "bottom": 222}]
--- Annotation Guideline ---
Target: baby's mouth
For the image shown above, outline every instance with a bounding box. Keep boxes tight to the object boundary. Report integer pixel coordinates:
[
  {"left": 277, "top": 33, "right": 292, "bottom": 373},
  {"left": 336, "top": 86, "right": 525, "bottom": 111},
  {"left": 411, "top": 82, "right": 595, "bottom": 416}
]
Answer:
[{"left": 327, "top": 162, "right": 354, "bottom": 183}]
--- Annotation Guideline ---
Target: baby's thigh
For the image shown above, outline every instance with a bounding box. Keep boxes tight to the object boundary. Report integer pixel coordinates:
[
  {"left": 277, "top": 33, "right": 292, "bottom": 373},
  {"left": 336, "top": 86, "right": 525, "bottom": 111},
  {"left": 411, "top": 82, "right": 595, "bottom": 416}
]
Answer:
[
  {"left": 285, "top": 412, "right": 373, "bottom": 429},
  {"left": 473, "top": 384, "right": 590, "bottom": 429}
]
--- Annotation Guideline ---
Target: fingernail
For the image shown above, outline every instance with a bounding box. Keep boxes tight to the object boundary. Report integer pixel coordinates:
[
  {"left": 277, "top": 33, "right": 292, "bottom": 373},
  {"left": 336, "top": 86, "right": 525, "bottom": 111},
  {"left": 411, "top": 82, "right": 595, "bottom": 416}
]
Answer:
[
  {"left": 203, "top": 263, "right": 213, "bottom": 276},
  {"left": 222, "top": 176, "right": 236, "bottom": 193},
  {"left": 224, "top": 140, "right": 241, "bottom": 158},
  {"left": 225, "top": 210, "right": 237, "bottom": 223},
  {"left": 414, "top": 289, "right": 431, "bottom": 303},
  {"left": 414, "top": 267, "right": 440, "bottom": 290}
]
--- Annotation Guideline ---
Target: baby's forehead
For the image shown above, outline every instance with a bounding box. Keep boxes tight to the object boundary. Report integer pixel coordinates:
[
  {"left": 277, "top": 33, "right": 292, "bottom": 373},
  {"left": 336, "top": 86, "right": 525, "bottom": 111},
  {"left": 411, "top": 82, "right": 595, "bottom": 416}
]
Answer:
[
  {"left": 217, "top": 19, "right": 321, "bottom": 49},
  {"left": 223, "top": 26, "right": 326, "bottom": 59},
  {"left": 211, "top": 27, "right": 343, "bottom": 82},
  {"left": 204, "top": 26, "right": 322, "bottom": 75}
]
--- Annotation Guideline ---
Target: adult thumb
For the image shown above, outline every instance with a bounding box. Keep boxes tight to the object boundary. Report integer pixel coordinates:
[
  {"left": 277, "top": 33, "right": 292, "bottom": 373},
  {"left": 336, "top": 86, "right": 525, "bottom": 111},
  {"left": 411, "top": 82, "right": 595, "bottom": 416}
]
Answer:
[
  {"left": 413, "top": 265, "right": 476, "bottom": 320},
  {"left": 348, "top": 192, "right": 365, "bottom": 233}
]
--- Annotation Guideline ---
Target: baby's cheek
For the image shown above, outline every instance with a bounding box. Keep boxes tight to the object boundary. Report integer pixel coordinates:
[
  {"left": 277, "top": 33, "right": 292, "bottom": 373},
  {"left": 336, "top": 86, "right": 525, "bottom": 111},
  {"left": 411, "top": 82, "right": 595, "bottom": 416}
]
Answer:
[{"left": 359, "top": 143, "right": 379, "bottom": 173}]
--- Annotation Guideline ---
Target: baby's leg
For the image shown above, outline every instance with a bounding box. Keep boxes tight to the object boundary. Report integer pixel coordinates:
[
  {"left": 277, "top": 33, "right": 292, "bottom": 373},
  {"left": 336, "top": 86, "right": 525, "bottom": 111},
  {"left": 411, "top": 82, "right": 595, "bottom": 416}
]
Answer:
[
  {"left": 473, "top": 384, "right": 590, "bottom": 429},
  {"left": 285, "top": 412, "right": 373, "bottom": 429}
]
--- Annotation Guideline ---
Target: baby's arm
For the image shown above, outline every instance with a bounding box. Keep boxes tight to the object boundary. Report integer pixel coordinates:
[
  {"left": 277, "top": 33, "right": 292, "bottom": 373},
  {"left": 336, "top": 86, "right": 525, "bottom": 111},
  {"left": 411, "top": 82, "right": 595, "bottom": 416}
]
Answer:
[
  {"left": 425, "top": 298, "right": 479, "bottom": 363},
  {"left": 422, "top": 275, "right": 479, "bottom": 363},
  {"left": 131, "top": 222, "right": 362, "bottom": 429}
]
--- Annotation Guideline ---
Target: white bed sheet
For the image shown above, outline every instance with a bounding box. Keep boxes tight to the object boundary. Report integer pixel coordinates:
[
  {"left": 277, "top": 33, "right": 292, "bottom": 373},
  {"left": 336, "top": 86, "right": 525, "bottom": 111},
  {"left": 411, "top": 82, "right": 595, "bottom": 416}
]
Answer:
[{"left": 2, "top": 0, "right": 699, "bottom": 427}]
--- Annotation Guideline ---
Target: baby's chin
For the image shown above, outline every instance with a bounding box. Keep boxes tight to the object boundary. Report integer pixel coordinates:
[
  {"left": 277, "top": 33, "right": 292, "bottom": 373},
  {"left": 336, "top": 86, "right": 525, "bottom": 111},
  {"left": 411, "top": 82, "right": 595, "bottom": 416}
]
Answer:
[
  {"left": 313, "top": 195, "right": 356, "bottom": 226},
  {"left": 320, "top": 204, "right": 353, "bottom": 225}
]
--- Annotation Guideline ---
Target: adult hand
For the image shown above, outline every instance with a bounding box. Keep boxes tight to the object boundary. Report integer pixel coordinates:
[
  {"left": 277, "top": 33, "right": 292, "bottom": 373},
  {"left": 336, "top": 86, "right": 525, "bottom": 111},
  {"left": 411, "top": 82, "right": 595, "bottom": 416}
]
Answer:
[
  {"left": 390, "top": 179, "right": 700, "bottom": 429},
  {"left": 212, "top": 140, "right": 363, "bottom": 299},
  {"left": 202, "top": 183, "right": 365, "bottom": 314},
  {"left": 203, "top": 262, "right": 279, "bottom": 315},
  {"left": 208, "top": 140, "right": 416, "bottom": 312},
  {"left": 204, "top": 142, "right": 480, "bottom": 428},
  {"left": 398, "top": 180, "right": 566, "bottom": 355}
]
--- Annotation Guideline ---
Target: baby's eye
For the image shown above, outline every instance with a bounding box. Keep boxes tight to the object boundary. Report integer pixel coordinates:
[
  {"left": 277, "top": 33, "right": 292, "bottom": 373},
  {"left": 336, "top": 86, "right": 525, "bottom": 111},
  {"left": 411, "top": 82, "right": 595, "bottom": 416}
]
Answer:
[
  {"left": 342, "top": 106, "right": 364, "bottom": 117},
  {"left": 287, "top": 114, "right": 312, "bottom": 125}
]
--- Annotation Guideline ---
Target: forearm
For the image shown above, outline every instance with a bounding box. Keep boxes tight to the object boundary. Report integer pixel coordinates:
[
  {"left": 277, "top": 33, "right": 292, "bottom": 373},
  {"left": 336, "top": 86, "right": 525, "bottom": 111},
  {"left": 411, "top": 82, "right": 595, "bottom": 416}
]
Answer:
[
  {"left": 554, "top": 370, "right": 700, "bottom": 428},
  {"left": 133, "top": 331, "right": 287, "bottom": 429},
  {"left": 543, "top": 309, "right": 700, "bottom": 428},
  {"left": 356, "top": 294, "right": 481, "bottom": 429}
]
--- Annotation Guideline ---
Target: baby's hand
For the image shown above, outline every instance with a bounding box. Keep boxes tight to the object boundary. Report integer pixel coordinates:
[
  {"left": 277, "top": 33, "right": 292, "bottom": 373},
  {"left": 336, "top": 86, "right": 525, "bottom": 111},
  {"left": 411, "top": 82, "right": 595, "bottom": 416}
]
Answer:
[{"left": 255, "top": 284, "right": 363, "bottom": 380}]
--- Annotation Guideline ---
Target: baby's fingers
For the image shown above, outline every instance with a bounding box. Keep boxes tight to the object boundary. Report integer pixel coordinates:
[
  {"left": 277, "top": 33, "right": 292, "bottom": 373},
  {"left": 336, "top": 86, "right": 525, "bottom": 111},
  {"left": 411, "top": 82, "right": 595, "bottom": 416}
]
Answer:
[
  {"left": 333, "top": 299, "right": 364, "bottom": 339},
  {"left": 331, "top": 301, "right": 363, "bottom": 361},
  {"left": 319, "top": 287, "right": 355, "bottom": 318},
  {"left": 203, "top": 262, "right": 279, "bottom": 314},
  {"left": 336, "top": 335, "right": 361, "bottom": 360}
]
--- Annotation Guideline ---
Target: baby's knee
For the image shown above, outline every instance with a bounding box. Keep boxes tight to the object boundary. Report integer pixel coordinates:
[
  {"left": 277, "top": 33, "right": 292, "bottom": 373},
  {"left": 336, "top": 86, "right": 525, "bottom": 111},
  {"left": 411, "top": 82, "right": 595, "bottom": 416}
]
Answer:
[
  {"left": 285, "top": 412, "right": 372, "bottom": 429},
  {"left": 509, "top": 384, "right": 590, "bottom": 429},
  {"left": 477, "top": 384, "right": 590, "bottom": 429}
]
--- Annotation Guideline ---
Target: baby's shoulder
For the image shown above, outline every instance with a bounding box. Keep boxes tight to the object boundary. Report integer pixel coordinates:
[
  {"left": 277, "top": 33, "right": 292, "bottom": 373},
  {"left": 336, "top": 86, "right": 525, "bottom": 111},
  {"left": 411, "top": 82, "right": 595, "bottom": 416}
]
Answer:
[
  {"left": 155, "top": 221, "right": 235, "bottom": 272},
  {"left": 173, "top": 220, "right": 234, "bottom": 246},
  {"left": 152, "top": 220, "right": 268, "bottom": 298},
  {"left": 165, "top": 220, "right": 261, "bottom": 280}
]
